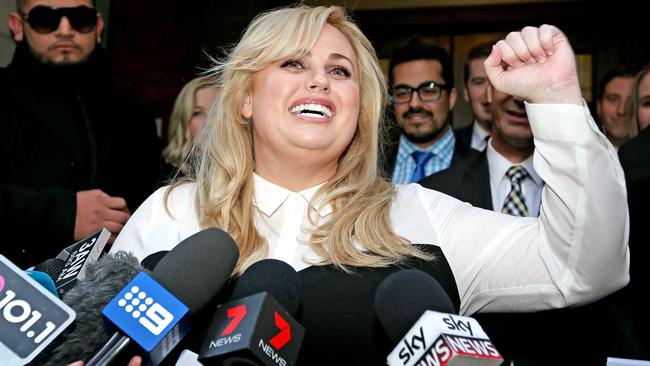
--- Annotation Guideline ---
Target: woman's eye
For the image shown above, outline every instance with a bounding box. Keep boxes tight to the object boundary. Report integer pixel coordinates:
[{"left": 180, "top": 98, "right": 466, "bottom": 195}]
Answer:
[
  {"left": 281, "top": 60, "right": 304, "bottom": 69},
  {"left": 192, "top": 111, "right": 205, "bottom": 118},
  {"left": 330, "top": 66, "right": 351, "bottom": 77}
]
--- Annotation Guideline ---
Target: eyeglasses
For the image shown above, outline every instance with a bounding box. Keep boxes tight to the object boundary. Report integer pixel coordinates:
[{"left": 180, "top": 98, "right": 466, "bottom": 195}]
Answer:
[
  {"left": 391, "top": 81, "right": 450, "bottom": 104},
  {"left": 20, "top": 5, "right": 97, "bottom": 34}
]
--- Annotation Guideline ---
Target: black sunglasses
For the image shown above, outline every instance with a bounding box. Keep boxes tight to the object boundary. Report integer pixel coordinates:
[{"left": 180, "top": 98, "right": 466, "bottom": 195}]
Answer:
[{"left": 20, "top": 5, "right": 97, "bottom": 34}]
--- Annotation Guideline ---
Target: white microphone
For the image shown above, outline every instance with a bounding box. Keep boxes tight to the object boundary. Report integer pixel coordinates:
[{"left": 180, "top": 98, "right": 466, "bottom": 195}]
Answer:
[
  {"left": 388, "top": 310, "right": 503, "bottom": 366},
  {"left": 375, "top": 270, "right": 504, "bottom": 366}
]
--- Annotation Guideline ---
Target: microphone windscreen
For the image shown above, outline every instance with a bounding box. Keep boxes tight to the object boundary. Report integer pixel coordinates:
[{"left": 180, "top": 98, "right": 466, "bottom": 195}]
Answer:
[
  {"left": 152, "top": 228, "right": 239, "bottom": 314},
  {"left": 35, "top": 252, "right": 144, "bottom": 366},
  {"left": 140, "top": 251, "right": 169, "bottom": 270},
  {"left": 34, "top": 257, "right": 67, "bottom": 279},
  {"left": 231, "top": 259, "right": 302, "bottom": 316},
  {"left": 375, "top": 269, "right": 455, "bottom": 342}
]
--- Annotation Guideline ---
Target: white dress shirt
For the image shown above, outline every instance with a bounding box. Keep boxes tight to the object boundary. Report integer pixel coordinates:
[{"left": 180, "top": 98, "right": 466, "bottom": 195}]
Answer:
[
  {"left": 111, "top": 102, "right": 629, "bottom": 316},
  {"left": 470, "top": 121, "right": 491, "bottom": 151},
  {"left": 486, "top": 141, "right": 544, "bottom": 217}
]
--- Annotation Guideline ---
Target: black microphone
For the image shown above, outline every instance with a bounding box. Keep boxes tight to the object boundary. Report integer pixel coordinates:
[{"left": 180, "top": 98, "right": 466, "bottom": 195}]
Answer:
[
  {"left": 375, "top": 270, "right": 503, "bottom": 366},
  {"left": 86, "top": 227, "right": 240, "bottom": 366},
  {"left": 198, "top": 259, "right": 305, "bottom": 366},
  {"left": 140, "top": 251, "right": 169, "bottom": 271},
  {"left": 53, "top": 228, "right": 111, "bottom": 298},
  {"left": 36, "top": 251, "right": 145, "bottom": 366},
  {"left": 33, "top": 258, "right": 67, "bottom": 281}
]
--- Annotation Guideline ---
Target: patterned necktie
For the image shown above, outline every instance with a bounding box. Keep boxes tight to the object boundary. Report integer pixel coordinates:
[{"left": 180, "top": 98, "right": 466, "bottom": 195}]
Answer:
[
  {"left": 411, "top": 150, "right": 434, "bottom": 182},
  {"left": 501, "top": 165, "right": 529, "bottom": 217}
]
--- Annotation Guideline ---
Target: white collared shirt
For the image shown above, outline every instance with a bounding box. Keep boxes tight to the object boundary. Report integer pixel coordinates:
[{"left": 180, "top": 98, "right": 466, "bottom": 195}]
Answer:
[
  {"left": 486, "top": 141, "right": 544, "bottom": 216},
  {"left": 111, "top": 102, "right": 628, "bottom": 316},
  {"left": 470, "top": 121, "right": 491, "bottom": 151},
  {"left": 251, "top": 175, "right": 331, "bottom": 266}
]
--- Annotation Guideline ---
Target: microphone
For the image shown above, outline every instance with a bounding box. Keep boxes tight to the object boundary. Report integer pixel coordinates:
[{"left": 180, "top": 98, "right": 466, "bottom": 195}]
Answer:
[
  {"left": 140, "top": 251, "right": 169, "bottom": 271},
  {"left": 36, "top": 251, "right": 147, "bottom": 365},
  {"left": 25, "top": 270, "right": 59, "bottom": 298},
  {"left": 87, "top": 227, "right": 239, "bottom": 366},
  {"left": 0, "top": 255, "right": 76, "bottom": 365},
  {"left": 375, "top": 270, "right": 504, "bottom": 366},
  {"left": 198, "top": 259, "right": 305, "bottom": 366},
  {"left": 54, "top": 228, "right": 111, "bottom": 298},
  {"left": 33, "top": 258, "right": 66, "bottom": 281}
]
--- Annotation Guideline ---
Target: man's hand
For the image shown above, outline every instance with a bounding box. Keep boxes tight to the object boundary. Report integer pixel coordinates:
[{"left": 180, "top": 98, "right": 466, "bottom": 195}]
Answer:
[
  {"left": 484, "top": 24, "right": 583, "bottom": 106},
  {"left": 74, "top": 189, "right": 131, "bottom": 242}
]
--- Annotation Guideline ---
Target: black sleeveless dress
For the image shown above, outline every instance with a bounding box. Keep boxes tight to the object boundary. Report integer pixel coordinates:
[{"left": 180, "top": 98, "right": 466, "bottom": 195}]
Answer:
[{"left": 295, "top": 244, "right": 458, "bottom": 365}]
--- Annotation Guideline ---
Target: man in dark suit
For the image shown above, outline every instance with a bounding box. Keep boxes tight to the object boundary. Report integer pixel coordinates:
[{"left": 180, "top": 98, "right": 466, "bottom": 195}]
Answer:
[
  {"left": 617, "top": 128, "right": 650, "bottom": 356},
  {"left": 0, "top": 0, "right": 161, "bottom": 268},
  {"left": 454, "top": 42, "right": 493, "bottom": 152},
  {"left": 379, "top": 37, "right": 470, "bottom": 183},
  {"left": 420, "top": 74, "right": 641, "bottom": 364}
]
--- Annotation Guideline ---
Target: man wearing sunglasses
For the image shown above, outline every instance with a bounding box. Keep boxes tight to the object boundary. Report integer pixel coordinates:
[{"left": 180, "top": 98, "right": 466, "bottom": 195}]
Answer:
[
  {"left": 8, "top": 0, "right": 103, "bottom": 65},
  {"left": 0, "top": 0, "right": 162, "bottom": 269},
  {"left": 380, "top": 37, "right": 471, "bottom": 184}
]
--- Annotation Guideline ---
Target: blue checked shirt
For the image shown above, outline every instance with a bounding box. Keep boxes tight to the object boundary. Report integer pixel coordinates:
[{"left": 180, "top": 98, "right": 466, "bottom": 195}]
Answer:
[{"left": 391, "top": 127, "right": 456, "bottom": 184}]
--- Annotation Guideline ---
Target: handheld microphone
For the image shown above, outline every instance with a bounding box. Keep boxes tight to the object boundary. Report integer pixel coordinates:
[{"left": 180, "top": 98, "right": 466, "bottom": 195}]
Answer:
[
  {"left": 87, "top": 227, "right": 239, "bottom": 366},
  {"left": 0, "top": 255, "right": 76, "bottom": 365},
  {"left": 54, "top": 228, "right": 110, "bottom": 297},
  {"left": 139, "top": 251, "right": 169, "bottom": 271},
  {"left": 375, "top": 270, "right": 504, "bottom": 366},
  {"left": 33, "top": 258, "right": 66, "bottom": 281},
  {"left": 36, "top": 251, "right": 146, "bottom": 366},
  {"left": 25, "top": 271, "right": 58, "bottom": 298},
  {"left": 199, "top": 259, "right": 305, "bottom": 366}
]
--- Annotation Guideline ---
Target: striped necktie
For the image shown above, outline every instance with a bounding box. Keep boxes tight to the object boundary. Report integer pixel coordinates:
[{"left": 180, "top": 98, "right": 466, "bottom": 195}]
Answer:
[
  {"left": 501, "top": 166, "right": 529, "bottom": 217},
  {"left": 411, "top": 150, "right": 434, "bottom": 183}
]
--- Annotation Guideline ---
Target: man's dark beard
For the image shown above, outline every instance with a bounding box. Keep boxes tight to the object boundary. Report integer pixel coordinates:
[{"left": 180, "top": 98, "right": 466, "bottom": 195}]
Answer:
[
  {"left": 401, "top": 107, "right": 449, "bottom": 144},
  {"left": 28, "top": 44, "right": 90, "bottom": 68}
]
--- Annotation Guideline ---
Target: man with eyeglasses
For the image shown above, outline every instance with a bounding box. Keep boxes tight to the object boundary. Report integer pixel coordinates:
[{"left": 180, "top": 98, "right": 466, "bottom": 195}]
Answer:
[
  {"left": 380, "top": 37, "right": 471, "bottom": 184},
  {"left": 0, "top": 0, "right": 161, "bottom": 269}
]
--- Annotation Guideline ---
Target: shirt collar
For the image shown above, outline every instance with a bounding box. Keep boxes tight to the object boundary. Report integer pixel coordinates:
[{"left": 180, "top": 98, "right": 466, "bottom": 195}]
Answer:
[
  {"left": 472, "top": 120, "right": 491, "bottom": 140},
  {"left": 399, "top": 125, "right": 455, "bottom": 156},
  {"left": 486, "top": 139, "right": 543, "bottom": 186},
  {"left": 252, "top": 173, "right": 333, "bottom": 217}
]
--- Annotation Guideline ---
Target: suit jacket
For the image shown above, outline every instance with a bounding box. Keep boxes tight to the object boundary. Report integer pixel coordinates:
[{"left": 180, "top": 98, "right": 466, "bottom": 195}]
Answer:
[
  {"left": 453, "top": 122, "right": 474, "bottom": 148},
  {"left": 419, "top": 149, "right": 642, "bottom": 364},
  {"left": 617, "top": 128, "right": 650, "bottom": 356}
]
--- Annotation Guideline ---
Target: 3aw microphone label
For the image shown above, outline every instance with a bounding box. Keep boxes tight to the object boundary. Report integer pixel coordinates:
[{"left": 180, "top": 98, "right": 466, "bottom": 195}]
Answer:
[{"left": 0, "top": 255, "right": 76, "bottom": 364}]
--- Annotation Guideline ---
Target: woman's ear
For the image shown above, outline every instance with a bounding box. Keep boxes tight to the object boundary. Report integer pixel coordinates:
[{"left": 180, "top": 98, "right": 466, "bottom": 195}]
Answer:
[{"left": 241, "top": 91, "right": 253, "bottom": 119}]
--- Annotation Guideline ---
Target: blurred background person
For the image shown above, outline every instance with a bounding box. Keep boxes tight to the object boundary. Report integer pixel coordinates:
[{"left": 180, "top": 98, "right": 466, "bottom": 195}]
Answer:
[
  {"left": 161, "top": 75, "right": 219, "bottom": 179},
  {"left": 454, "top": 42, "right": 494, "bottom": 152},
  {"left": 596, "top": 65, "right": 639, "bottom": 149},
  {"left": 628, "top": 63, "right": 650, "bottom": 132},
  {"left": 616, "top": 62, "right": 650, "bottom": 357}
]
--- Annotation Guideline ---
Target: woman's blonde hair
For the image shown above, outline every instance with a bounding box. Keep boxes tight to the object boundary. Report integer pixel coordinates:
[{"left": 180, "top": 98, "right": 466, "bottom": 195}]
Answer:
[
  {"left": 628, "top": 64, "right": 650, "bottom": 134},
  {"left": 171, "top": 5, "right": 431, "bottom": 273},
  {"left": 162, "top": 76, "right": 216, "bottom": 174}
]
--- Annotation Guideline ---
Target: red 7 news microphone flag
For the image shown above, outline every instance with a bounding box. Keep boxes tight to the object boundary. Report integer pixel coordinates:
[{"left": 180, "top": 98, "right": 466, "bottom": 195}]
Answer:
[{"left": 199, "top": 292, "right": 304, "bottom": 366}]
